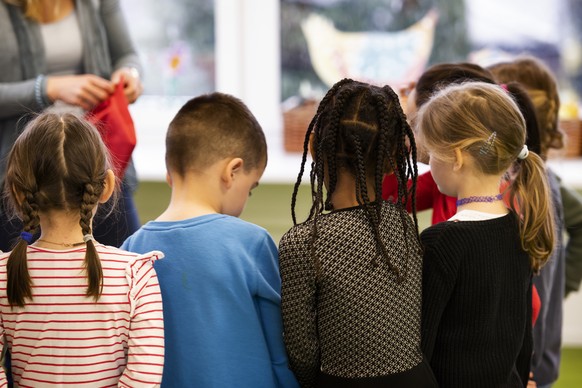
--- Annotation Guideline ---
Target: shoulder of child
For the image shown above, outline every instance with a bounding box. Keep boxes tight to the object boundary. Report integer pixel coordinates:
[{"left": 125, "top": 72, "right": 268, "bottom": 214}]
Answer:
[{"left": 122, "top": 250, "right": 164, "bottom": 296}]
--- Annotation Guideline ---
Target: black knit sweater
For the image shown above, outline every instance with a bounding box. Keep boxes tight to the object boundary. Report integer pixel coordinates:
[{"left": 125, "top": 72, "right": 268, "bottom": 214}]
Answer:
[{"left": 420, "top": 212, "right": 533, "bottom": 388}]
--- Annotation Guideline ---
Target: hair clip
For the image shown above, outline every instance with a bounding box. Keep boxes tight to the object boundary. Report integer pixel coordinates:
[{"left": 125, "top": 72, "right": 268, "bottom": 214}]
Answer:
[{"left": 479, "top": 131, "right": 497, "bottom": 156}]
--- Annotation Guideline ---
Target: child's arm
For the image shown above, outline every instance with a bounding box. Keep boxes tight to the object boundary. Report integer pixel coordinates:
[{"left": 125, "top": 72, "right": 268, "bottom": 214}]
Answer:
[
  {"left": 278, "top": 231, "right": 319, "bottom": 388},
  {"left": 254, "top": 234, "right": 300, "bottom": 388},
  {"left": 0, "top": 317, "right": 8, "bottom": 387},
  {"left": 515, "top": 280, "right": 534, "bottom": 385},
  {"left": 420, "top": 227, "right": 457, "bottom": 360},
  {"left": 560, "top": 181, "right": 582, "bottom": 296},
  {"left": 118, "top": 252, "right": 165, "bottom": 388},
  {"left": 382, "top": 171, "right": 441, "bottom": 212}
]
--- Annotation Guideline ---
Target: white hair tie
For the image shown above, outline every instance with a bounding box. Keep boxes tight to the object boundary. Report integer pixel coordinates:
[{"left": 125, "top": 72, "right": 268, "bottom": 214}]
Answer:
[
  {"left": 517, "top": 145, "right": 529, "bottom": 160},
  {"left": 83, "top": 234, "right": 94, "bottom": 243}
]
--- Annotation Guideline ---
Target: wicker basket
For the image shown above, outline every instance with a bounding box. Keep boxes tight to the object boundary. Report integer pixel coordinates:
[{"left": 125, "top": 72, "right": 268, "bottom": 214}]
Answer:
[
  {"left": 283, "top": 99, "right": 318, "bottom": 153},
  {"left": 548, "top": 119, "right": 582, "bottom": 159}
]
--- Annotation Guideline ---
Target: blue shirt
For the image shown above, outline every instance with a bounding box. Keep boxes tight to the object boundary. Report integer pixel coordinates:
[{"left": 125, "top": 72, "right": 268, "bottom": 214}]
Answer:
[{"left": 122, "top": 214, "right": 299, "bottom": 388}]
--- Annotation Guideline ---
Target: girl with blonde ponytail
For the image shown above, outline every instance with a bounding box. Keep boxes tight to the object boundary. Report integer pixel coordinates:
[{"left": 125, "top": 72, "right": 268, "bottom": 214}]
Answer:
[
  {"left": 417, "top": 82, "right": 554, "bottom": 387},
  {"left": 0, "top": 112, "right": 165, "bottom": 387}
]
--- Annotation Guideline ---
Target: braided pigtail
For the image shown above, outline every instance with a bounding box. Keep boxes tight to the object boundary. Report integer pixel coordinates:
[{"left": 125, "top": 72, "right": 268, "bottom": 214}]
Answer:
[
  {"left": 7, "top": 191, "right": 40, "bottom": 307},
  {"left": 291, "top": 78, "right": 354, "bottom": 225},
  {"left": 80, "top": 182, "right": 104, "bottom": 300}
]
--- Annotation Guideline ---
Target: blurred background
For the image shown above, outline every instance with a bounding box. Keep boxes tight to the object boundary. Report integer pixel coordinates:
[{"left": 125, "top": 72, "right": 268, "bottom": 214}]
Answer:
[{"left": 121, "top": 1, "right": 582, "bottom": 385}]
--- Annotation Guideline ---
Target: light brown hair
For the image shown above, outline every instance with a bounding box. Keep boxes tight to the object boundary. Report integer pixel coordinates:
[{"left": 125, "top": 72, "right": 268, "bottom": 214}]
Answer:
[
  {"left": 4, "top": 112, "right": 113, "bottom": 306},
  {"left": 166, "top": 92, "right": 267, "bottom": 177},
  {"left": 488, "top": 56, "right": 563, "bottom": 160},
  {"left": 417, "top": 82, "right": 554, "bottom": 272}
]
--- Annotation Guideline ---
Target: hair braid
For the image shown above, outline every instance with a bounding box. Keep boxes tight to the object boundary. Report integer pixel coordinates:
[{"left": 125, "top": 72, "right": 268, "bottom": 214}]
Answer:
[
  {"left": 291, "top": 79, "right": 354, "bottom": 225},
  {"left": 385, "top": 85, "right": 420, "bottom": 235},
  {"left": 80, "top": 182, "right": 104, "bottom": 300},
  {"left": 7, "top": 191, "right": 40, "bottom": 307}
]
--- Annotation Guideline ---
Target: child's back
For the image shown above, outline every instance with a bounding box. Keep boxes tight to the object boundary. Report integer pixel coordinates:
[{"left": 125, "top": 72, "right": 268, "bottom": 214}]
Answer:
[
  {"left": 280, "top": 79, "right": 437, "bottom": 387},
  {"left": 1, "top": 112, "right": 164, "bottom": 387},
  {"left": 122, "top": 92, "right": 298, "bottom": 387},
  {"left": 123, "top": 215, "right": 287, "bottom": 386},
  {"left": 0, "top": 245, "right": 164, "bottom": 387}
]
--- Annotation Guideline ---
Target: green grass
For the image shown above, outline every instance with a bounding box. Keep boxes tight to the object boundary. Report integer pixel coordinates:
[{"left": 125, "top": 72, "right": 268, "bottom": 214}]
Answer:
[{"left": 134, "top": 181, "right": 582, "bottom": 386}]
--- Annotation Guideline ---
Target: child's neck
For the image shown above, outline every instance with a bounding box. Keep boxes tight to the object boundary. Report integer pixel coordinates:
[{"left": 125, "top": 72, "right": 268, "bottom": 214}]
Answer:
[
  {"left": 455, "top": 174, "right": 508, "bottom": 215},
  {"left": 157, "top": 173, "right": 221, "bottom": 222},
  {"left": 34, "top": 210, "right": 86, "bottom": 250},
  {"left": 329, "top": 172, "right": 377, "bottom": 210}
]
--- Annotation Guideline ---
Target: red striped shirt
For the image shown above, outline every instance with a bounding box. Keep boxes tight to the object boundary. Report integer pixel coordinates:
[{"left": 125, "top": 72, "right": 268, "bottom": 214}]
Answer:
[{"left": 0, "top": 245, "right": 164, "bottom": 387}]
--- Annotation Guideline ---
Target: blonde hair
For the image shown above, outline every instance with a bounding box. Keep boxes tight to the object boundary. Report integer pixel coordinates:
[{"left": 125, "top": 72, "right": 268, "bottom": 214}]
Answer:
[
  {"left": 4, "top": 0, "right": 53, "bottom": 22},
  {"left": 417, "top": 82, "right": 554, "bottom": 272},
  {"left": 488, "top": 56, "right": 563, "bottom": 159}
]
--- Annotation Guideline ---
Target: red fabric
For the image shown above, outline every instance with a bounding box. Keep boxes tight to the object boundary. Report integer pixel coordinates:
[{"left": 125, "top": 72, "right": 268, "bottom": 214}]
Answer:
[
  {"left": 86, "top": 78, "right": 136, "bottom": 179},
  {"left": 532, "top": 284, "right": 541, "bottom": 326},
  {"left": 382, "top": 171, "right": 457, "bottom": 224}
]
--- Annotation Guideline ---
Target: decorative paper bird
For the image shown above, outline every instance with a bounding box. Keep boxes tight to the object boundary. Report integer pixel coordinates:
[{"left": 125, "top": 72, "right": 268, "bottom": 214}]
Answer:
[{"left": 301, "top": 9, "right": 438, "bottom": 88}]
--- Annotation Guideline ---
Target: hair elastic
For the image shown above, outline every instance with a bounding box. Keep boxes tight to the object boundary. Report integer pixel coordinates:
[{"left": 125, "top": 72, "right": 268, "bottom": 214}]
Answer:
[
  {"left": 20, "top": 231, "right": 34, "bottom": 244},
  {"left": 83, "top": 234, "right": 94, "bottom": 243},
  {"left": 518, "top": 145, "right": 529, "bottom": 160},
  {"left": 499, "top": 83, "right": 509, "bottom": 92}
]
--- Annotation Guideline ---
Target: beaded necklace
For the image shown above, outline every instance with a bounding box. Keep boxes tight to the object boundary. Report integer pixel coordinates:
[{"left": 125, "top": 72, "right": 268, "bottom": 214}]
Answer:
[{"left": 456, "top": 193, "right": 503, "bottom": 207}]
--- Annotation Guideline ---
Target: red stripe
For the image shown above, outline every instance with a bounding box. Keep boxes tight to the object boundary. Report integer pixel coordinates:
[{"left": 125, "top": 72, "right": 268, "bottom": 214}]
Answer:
[
  {"left": 13, "top": 334, "right": 128, "bottom": 341},
  {"left": 11, "top": 349, "right": 126, "bottom": 358},
  {"left": 15, "top": 373, "right": 121, "bottom": 385},
  {"left": 13, "top": 326, "right": 130, "bottom": 333},
  {"left": 132, "top": 308, "right": 164, "bottom": 319},
  {"left": 119, "top": 373, "right": 161, "bottom": 385},
  {"left": 2, "top": 310, "right": 130, "bottom": 316},
  {"left": 12, "top": 364, "right": 123, "bottom": 376},
  {"left": 11, "top": 355, "right": 126, "bottom": 367},
  {"left": 9, "top": 341, "right": 126, "bottom": 350},
  {"left": 3, "top": 318, "right": 130, "bottom": 324}
]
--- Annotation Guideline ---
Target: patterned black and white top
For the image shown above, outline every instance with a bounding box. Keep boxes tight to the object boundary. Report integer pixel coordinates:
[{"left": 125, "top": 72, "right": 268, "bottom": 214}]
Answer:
[{"left": 279, "top": 201, "right": 432, "bottom": 387}]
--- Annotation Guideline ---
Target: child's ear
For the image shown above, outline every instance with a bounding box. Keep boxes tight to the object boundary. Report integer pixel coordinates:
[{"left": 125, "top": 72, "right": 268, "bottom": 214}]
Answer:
[
  {"left": 309, "top": 132, "right": 316, "bottom": 159},
  {"left": 221, "top": 158, "right": 244, "bottom": 189},
  {"left": 165, "top": 172, "right": 173, "bottom": 188},
  {"left": 453, "top": 148, "right": 464, "bottom": 171},
  {"left": 99, "top": 169, "right": 116, "bottom": 204}
]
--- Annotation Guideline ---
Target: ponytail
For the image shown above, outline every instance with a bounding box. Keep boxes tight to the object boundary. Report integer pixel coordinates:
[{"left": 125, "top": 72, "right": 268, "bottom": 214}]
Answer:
[
  {"left": 7, "top": 193, "right": 39, "bottom": 307},
  {"left": 507, "top": 152, "right": 555, "bottom": 273},
  {"left": 80, "top": 183, "right": 104, "bottom": 300}
]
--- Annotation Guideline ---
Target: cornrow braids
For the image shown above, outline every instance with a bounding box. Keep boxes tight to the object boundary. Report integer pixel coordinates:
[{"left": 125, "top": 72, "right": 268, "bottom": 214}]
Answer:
[{"left": 291, "top": 79, "right": 419, "bottom": 281}]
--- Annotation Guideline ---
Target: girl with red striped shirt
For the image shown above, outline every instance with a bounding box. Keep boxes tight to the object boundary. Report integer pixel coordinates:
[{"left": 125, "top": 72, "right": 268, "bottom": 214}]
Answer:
[{"left": 0, "top": 112, "right": 164, "bottom": 387}]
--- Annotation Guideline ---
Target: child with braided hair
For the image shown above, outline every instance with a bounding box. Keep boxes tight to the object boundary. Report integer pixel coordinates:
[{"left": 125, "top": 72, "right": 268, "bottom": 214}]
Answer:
[
  {"left": 418, "top": 82, "right": 555, "bottom": 387},
  {"left": 279, "top": 79, "right": 437, "bottom": 387},
  {"left": 0, "top": 112, "right": 164, "bottom": 387}
]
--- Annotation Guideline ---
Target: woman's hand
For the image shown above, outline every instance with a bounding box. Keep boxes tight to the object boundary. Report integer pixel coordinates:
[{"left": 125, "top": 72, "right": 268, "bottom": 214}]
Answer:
[
  {"left": 111, "top": 67, "right": 143, "bottom": 104},
  {"left": 46, "top": 74, "right": 114, "bottom": 111}
]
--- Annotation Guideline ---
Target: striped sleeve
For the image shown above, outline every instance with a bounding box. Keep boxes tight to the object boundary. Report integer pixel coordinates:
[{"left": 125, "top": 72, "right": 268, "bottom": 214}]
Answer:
[
  {"left": 0, "top": 313, "right": 7, "bottom": 387},
  {"left": 118, "top": 251, "right": 164, "bottom": 387}
]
